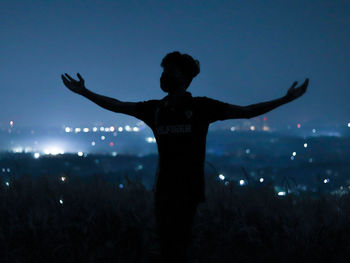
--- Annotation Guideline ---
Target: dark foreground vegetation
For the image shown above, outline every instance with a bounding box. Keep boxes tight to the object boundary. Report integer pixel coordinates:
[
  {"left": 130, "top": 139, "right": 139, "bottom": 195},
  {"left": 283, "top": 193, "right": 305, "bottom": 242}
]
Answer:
[{"left": 1, "top": 173, "right": 350, "bottom": 263}]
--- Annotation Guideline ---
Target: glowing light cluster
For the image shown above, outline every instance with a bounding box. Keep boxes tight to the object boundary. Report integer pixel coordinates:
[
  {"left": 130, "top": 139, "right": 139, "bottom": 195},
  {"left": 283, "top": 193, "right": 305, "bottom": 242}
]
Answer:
[
  {"left": 218, "top": 174, "right": 225, "bottom": 180},
  {"left": 146, "top": 137, "right": 156, "bottom": 143},
  {"left": 43, "top": 148, "right": 64, "bottom": 155},
  {"left": 324, "top": 178, "right": 330, "bottom": 184}
]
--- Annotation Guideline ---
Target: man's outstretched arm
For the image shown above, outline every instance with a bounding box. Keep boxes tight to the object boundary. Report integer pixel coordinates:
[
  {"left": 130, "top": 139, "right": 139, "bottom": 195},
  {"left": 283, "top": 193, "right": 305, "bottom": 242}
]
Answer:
[
  {"left": 226, "top": 78, "right": 309, "bottom": 119},
  {"left": 61, "top": 73, "right": 138, "bottom": 117}
]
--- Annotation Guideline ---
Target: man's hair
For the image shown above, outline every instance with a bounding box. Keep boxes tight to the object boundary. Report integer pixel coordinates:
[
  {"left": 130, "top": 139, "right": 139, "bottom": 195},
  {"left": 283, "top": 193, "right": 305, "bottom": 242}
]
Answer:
[{"left": 160, "top": 51, "right": 200, "bottom": 87}]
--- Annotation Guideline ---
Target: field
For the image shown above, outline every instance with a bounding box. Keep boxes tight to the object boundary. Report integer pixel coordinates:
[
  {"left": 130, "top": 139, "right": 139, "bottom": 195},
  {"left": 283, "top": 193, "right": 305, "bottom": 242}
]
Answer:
[{"left": 1, "top": 172, "right": 350, "bottom": 263}]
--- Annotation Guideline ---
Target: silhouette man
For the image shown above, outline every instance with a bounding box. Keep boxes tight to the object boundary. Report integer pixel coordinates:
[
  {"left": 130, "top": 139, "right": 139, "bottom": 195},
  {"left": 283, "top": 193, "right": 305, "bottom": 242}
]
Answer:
[{"left": 61, "top": 51, "right": 308, "bottom": 263}]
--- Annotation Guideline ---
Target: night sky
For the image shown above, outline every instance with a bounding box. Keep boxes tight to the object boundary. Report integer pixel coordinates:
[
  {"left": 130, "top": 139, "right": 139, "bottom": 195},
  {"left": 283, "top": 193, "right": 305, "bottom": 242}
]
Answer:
[{"left": 1, "top": 0, "right": 349, "bottom": 130}]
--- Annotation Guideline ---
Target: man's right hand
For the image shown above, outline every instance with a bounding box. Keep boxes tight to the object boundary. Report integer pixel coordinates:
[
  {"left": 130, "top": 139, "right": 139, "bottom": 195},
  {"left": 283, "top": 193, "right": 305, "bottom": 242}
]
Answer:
[{"left": 61, "top": 73, "right": 87, "bottom": 95}]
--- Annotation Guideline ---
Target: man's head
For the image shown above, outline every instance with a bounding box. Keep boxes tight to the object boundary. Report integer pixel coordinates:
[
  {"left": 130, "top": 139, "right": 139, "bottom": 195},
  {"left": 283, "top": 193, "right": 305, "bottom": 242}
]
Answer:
[{"left": 160, "top": 51, "right": 200, "bottom": 94}]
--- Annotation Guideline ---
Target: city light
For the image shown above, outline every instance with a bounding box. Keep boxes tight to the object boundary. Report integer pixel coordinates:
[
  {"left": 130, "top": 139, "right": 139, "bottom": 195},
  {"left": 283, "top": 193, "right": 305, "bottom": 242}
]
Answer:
[
  {"left": 109, "top": 142, "right": 114, "bottom": 147},
  {"left": 110, "top": 126, "right": 115, "bottom": 132},
  {"left": 304, "top": 143, "right": 308, "bottom": 148},
  {"left": 263, "top": 125, "right": 270, "bottom": 131},
  {"left": 297, "top": 123, "right": 301, "bottom": 128},
  {"left": 290, "top": 156, "right": 294, "bottom": 160},
  {"left": 230, "top": 126, "right": 236, "bottom": 131},
  {"left": 65, "top": 127, "right": 71, "bottom": 132},
  {"left": 100, "top": 127, "right": 105, "bottom": 131},
  {"left": 59, "top": 199, "right": 63, "bottom": 204},
  {"left": 125, "top": 125, "right": 131, "bottom": 131},
  {"left": 239, "top": 179, "right": 246, "bottom": 186},
  {"left": 33, "top": 153, "right": 40, "bottom": 159},
  {"left": 5, "top": 182, "right": 10, "bottom": 187},
  {"left": 93, "top": 127, "right": 98, "bottom": 132},
  {"left": 9, "top": 120, "right": 14, "bottom": 126},
  {"left": 292, "top": 152, "right": 296, "bottom": 156},
  {"left": 259, "top": 178, "right": 264, "bottom": 183},
  {"left": 224, "top": 181, "right": 229, "bottom": 186},
  {"left": 91, "top": 141, "right": 96, "bottom": 146},
  {"left": 12, "top": 147, "right": 23, "bottom": 153},
  {"left": 61, "top": 176, "right": 66, "bottom": 182},
  {"left": 112, "top": 152, "right": 118, "bottom": 156},
  {"left": 348, "top": 122, "right": 350, "bottom": 128},
  {"left": 146, "top": 137, "right": 156, "bottom": 143},
  {"left": 83, "top": 128, "right": 89, "bottom": 132},
  {"left": 278, "top": 191, "right": 286, "bottom": 196},
  {"left": 118, "top": 127, "right": 123, "bottom": 132},
  {"left": 105, "top": 127, "right": 110, "bottom": 132},
  {"left": 43, "top": 148, "right": 64, "bottom": 155},
  {"left": 119, "top": 184, "right": 124, "bottom": 189},
  {"left": 245, "top": 149, "right": 250, "bottom": 154},
  {"left": 133, "top": 127, "right": 140, "bottom": 132},
  {"left": 324, "top": 178, "right": 330, "bottom": 184},
  {"left": 101, "top": 135, "right": 105, "bottom": 140},
  {"left": 312, "top": 128, "right": 316, "bottom": 133},
  {"left": 218, "top": 174, "right": 225, "bottom": 180},
  {"left": 24, "top": 147, "right": 32, "bottom": 153},
  {"left": 250, "top": 125, "right": 255, "bottom": 131},
  {"left": 77, "top": 151, "right": 83, "bottom": 156}
]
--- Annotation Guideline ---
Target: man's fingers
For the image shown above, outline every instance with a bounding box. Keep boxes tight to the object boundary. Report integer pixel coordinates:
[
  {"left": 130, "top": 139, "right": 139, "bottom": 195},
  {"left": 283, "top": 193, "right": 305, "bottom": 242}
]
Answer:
[
  {"left": 61, "top": 75, "right": 73, "bottom": 87},
  {"left": 61, "top": 74, "right": 68, "bottom": 83},
  {"left": 77, "top": 73, "right": 84, "bottom": 82},
  {"left": 290, "top": 81, "right": 298, "bottom": 89},
  {"left": 61, "top": 76, "right": 70, "bottom": 87},
  {"left": 65, "top": 73, "right": 75, "bottom": 82}
]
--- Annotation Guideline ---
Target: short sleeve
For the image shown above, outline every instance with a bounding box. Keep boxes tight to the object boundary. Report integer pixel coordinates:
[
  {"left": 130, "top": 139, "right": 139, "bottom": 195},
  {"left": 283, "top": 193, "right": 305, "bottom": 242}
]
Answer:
[
  {"left": 195, "top": 96, "right": 232, "bottom": 123},
  {"left": 134, "top": 100, "right": 159, "bottom": 128}
]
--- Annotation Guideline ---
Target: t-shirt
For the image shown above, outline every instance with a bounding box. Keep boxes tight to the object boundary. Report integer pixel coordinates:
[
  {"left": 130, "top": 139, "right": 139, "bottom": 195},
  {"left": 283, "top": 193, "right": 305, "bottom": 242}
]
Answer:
[{"left": 134, "top": 91, "right": 235, "bottom": 204}]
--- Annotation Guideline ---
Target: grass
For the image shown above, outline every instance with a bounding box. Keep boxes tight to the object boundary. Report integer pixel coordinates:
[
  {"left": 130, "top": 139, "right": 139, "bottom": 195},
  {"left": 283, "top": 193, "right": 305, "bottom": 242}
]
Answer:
[{"left": 1, "top": 172, "right": 350, "bottom": 263}]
